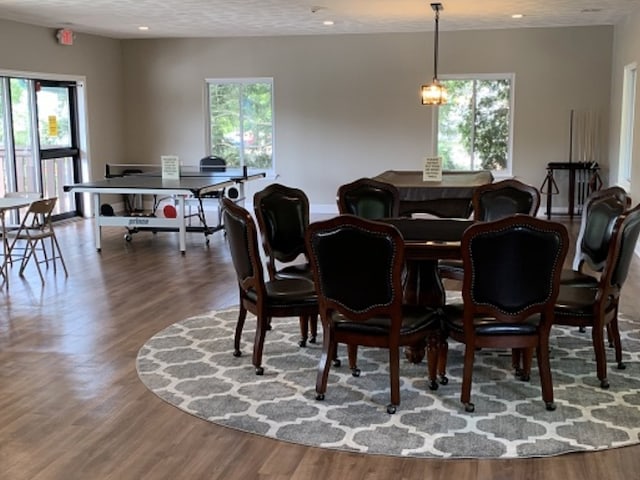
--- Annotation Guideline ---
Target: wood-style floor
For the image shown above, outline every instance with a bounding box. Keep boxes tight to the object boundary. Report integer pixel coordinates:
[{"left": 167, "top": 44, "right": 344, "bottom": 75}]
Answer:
[{"left": 2, "top": 215, "right": 640, "bottom": 480}]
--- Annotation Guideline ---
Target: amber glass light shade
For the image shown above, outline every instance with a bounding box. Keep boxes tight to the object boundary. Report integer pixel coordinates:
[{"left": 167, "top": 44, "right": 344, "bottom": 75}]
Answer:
[{"left": 421, "top": 80, "right": 447, "bottom": 105}]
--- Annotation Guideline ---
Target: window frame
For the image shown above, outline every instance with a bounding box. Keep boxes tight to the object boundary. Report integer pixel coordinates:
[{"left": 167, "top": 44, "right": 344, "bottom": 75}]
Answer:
[
  {"left": 205, "top": 77, "right": 274, "bottom": 173},
  {"left": 432, "top": 73, "right": 515, "bottom": 177},
  {"left": 618, "top": 62, "right": 637, "bottom": 189}
]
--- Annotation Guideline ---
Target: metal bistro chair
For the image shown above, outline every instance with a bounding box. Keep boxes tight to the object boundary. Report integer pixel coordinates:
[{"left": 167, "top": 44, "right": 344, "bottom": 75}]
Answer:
[
  {"left": 306, "top": 214, "right": 445, "bottom": 414},
  {"left": 222, "top": 197, "right": 318, "bottom": 375},
  {"left": 186, "top": 156, "right": 228, "bottom": 236},
  {"left": 439, "top": 178, "right": 541, "bottom": 282},
  {"left": 254, "top": 183, "right": 318, "bottom": 346},
  {"left": 337, "top": 177, "right": 400, "bottom": 220},
  {"left": 442, "top": 215, "right": 569, "bottom": 412},
  {"left": 7, "top": 197, "right": 68, "bottom": 284}
]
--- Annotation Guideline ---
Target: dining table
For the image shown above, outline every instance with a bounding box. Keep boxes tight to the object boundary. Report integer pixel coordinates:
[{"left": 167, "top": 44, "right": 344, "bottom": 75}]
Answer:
[{"left": 381, "top": 216, "right": 474, "bottom": 363}]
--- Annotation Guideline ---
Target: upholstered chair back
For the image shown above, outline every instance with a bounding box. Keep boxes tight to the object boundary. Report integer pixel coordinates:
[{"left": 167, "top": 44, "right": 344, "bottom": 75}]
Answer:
[
  {"left": 462, "top": 215, "right": 568, "bottom": 320},
  {"left": 307, "top": 215, "right": 403, "bottom": 316},
  {"left": 222, "top": 197, "right": 262, "bottom": 292},
  {"left": 473, "top": 179, "right": 540, "bottom": 222},
  {"left": 337, "top": 178, "right": 400, "bottom": 220},
  {"left": 254, "top": 183, "right": 310, "bottom": 267}
]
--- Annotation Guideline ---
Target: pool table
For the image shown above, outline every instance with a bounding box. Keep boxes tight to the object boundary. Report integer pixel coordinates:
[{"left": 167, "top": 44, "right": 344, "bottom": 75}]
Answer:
[{"left": 373, "top": 169, "right": 494, "bottom": 218}]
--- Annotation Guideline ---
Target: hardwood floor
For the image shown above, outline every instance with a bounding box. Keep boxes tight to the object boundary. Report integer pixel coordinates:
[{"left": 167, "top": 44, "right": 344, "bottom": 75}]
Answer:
[{"left": 2, "top": 216, "right": 640, "bottom": 480}]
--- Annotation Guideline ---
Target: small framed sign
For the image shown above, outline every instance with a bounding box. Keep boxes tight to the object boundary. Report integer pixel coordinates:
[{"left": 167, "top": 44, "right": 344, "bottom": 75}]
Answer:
[
  {"left": 161, "top": 155, "right": 180, "bottom": 180},
  {"left": 423, "top": 156, "right": 443, "bottom": 182}
]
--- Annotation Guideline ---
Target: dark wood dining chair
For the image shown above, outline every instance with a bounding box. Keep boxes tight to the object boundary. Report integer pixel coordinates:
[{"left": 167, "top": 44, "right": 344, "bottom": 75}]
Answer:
[
  {"left": 442, "top": 215, "right": 569, "bottom": 412},
  {"left": 439, "top": 178, "right": 541, "bottom": 282},
  {"left": 306, "top": 214, "right": 445, "bottom": 414},
  {"left": 553, "top": 202, "right": 640, "bottom": 389},
  {"left": 254, "top": 183, "right": 318, "bottom": 346},
  {"left": 337, "top": 177, "right": 400, "bottom": 220},
  {"left": 561, "top": 186, "right": 630, "bottom": 286},
  {"left": 222, "top": 197, "right": 318, "bottom": 375},
  {"left": 513, "top": 190, "right": 628, "bottom": 376}
]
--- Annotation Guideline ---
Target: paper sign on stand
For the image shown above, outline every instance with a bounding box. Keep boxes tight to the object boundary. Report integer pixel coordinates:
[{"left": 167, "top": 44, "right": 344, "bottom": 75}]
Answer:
[
  {"left": 423, "top": 156, "right": 443, "bottom": 182},
  {"left": 161, "top": 155, "right": 180, "bottom": 180}
]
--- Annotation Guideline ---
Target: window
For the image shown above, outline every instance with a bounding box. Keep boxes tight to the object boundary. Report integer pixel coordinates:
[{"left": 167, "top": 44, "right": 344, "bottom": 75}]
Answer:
[
  {"left": 618, "top": 63, "right": 637, "bottom": 188},
  {"left": 206, "top": 78, "right": 273, "bottom": 171},
  {"left": 435, "top": 75, "right": 514, "bottom": 174}
]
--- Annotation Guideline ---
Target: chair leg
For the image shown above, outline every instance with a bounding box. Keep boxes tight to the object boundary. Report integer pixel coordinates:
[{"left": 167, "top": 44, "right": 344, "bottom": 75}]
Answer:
[
  {"left": 425, "top": 333, "right": 440, "bottom": 390},
  {"left": 330, "top": 342, "right": 341, "bottom": 367},
  {"left": 316, "top": 334, "right": 335, "bottom": 401},
  {"left": 19, "top": 239, "right": 44, "bottom": 284},
  {"left": 522, "top": 348, "right": 533, "bottom": 381},
  {"left": 347, "top": 344, "right": 360, "bottom": 377},
  {"left": 298, "top": 316, "right": 309, "bottom": 347},
  {"left": 592, "top": 326, "right": 610, "bottom": 389},
  {"left": 511, "top": 347, "right": 532, "bottom": 381},
  {"left": 437, "top": 335, "right": 449, "bottom": 385},
  {"left": 233, "top": 303, "right": 247, "bottom": 357},
  {"left": 298, "top": 315, "right": 319, "bottom": 347},
  {"left": 511, "top": 349, "right": 520, "bottom": 376},
  {"left": 460, "top": 344, "right": 476, "bottom": 412},
  {"left": 536, "top": 338, "right": 556, "bottom": 411},
  {"left": 387, "top": 345, "right": 401, "bottom": 414},
  {"left": 51, "top": 234, "right": 68, "bottom": 276},
  {"left": 309, "top": 315, "right": 318, "bottom": 344},
  {"left": 252, "top": 315, "right": 270, "bottom": 375},
  {"left": 609, "top": 312, "right": 626, "bottom": 370}
]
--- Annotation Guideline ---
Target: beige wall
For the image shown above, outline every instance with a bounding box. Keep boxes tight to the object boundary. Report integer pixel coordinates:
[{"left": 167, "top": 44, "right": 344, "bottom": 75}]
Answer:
[
  {"left": 121, "top": 26, "right": 614, "bottom": 210},
  {"left": 0, "top": 18, "right": 622, "bottom": 212},
  {"left": 610, "top": 8, "right": 640, "bottom": 202},
  {"left": 0, "top": 19, "right": 125, "bottom": 180}
]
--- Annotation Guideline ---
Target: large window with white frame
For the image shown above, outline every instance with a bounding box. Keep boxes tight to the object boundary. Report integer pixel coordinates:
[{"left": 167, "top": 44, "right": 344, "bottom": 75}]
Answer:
[
  {"left": 206, "top": 78, "right": 273, "bottom": 171},
  {"left": 435, "top": 74, "right": 514, "bottom": 175},
  {"left": 618, "top": 63, "right": 637, "bottom": 188}
]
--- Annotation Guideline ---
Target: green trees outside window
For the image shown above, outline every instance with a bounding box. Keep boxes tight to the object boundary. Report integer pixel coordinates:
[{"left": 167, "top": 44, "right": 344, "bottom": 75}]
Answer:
[
  {"left": 437, "top": 77, "right": 512, "bottom": 173},
  {"left": 207, "top": 79, "right": 273, "bottom": 170}
]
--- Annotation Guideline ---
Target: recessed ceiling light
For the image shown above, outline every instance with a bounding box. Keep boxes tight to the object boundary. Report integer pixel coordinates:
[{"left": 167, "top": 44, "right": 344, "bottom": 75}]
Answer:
[
  {"left": 138, "top": 26, "right": 149, "bottom": 31},
  {"left": 511, "top": 14, "right": 524, "bottom": 19},
  {"left": 323, "top": 20, "right": 334, "bottom": 26}
]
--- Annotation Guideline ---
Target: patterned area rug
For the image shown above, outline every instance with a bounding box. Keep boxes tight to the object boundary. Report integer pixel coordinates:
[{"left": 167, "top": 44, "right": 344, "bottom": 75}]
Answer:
[{"left": 136, "top": 299, "right": 640, "bottom": 459}]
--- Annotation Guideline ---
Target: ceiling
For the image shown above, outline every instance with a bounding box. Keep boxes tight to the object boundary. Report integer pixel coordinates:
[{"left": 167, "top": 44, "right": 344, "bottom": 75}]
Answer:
[{"left": 0, "top": 0, "right": 637, "bottom": 40}]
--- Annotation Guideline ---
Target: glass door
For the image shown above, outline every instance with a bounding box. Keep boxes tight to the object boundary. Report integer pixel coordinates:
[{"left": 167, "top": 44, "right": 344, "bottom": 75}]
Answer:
[
  {"left": 35, "top": 80, "right": 80, "bottom": 219},
  {"left": 0, "top": 77, "right": 81, "bottom": 220}
]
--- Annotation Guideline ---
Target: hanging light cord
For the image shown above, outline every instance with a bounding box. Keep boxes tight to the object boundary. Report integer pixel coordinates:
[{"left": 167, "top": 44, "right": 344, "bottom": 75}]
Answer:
[{"left": 433, "top": 4, "right": 440, "bottom": 81}]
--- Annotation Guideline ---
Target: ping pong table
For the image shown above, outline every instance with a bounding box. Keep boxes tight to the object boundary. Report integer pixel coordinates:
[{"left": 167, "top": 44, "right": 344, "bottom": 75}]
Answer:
[{"left": 63, "top": 164, "right": 265, "bottom": 253}]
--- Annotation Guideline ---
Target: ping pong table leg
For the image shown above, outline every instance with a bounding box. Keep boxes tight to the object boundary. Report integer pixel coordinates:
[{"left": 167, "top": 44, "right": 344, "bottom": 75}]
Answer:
[
  {"left": 92, "top": 193, "right": 102, "bottom": 252},
  {"left": 177, "top": 195, "right": 186, "bottom": 254}
]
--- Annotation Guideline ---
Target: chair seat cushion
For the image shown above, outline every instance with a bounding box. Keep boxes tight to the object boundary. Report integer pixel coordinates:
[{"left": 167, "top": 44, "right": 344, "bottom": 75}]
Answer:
[
  {"left": 246, "top": 278, "right": 317, "bottom": 306},
  {"left": 443, "top": 303, "right": 540, "bottom": 336},
  {"left": 560, "top": 268, "right": 599, "bottom": 286},
  {"left": 275, "top": 263, "right": 313, "bottom": 280},
  {"left": 438, "top": 259, "right": 464, "bottom": 278},
  {"left": 332, "top": 305, "right": 441, "bottom": 337},
  {"left": 553, "top": 284, "right": 598, "bottom": 318}
]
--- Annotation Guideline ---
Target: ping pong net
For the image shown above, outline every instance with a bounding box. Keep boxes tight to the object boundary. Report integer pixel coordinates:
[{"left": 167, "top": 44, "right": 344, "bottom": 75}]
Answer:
[{"left": 104, "top": 163, "right": 250, "bottom": 180}]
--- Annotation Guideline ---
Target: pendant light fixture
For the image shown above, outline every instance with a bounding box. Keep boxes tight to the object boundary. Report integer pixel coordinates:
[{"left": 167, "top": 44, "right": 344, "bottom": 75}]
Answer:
[{"left": 421, "top": 3, "right": 447, "bottom": 105}]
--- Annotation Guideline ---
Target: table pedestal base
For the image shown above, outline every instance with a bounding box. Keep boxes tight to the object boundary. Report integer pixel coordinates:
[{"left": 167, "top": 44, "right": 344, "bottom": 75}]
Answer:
[{"left": 403, "top": 259, "right": 447, "bottom": 364}]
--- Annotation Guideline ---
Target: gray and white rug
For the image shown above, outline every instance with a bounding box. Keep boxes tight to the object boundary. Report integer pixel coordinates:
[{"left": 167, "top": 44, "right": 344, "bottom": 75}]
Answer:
[{"left": 136, "top": 299, "right": 640, "bottom": 459}]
